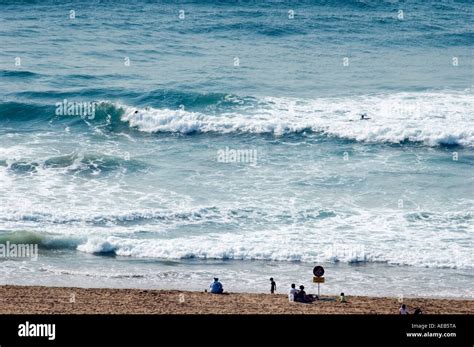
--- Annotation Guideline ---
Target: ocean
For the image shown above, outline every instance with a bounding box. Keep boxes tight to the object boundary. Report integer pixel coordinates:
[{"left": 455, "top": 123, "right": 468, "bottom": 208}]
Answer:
[{"left": 0, "top": 0, "right": 473, "bottom": 298}]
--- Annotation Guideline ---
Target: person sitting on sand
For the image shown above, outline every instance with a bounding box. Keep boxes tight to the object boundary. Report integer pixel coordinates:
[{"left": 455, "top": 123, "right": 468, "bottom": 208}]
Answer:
[
  {"left": 270, "top": 277, "right": 277, "bottom": 294},
  {"left": 294, "top": 285, "right": 303, "bottom": 302},
  {"left": 414, "top": 307, "right": 422, "bottom": 315},
  {"left": 209, "top": 277, "right": 223, "bottom": 294},
  {"left": 295, "top": 285, "right": 313, "bottom": 303},
  {"left": 339, "top": 292, "right": 347, "bottom": 303},
  {"left": 288, "top": 283, "right": 298, "bottom": 301},
  {"left": 399, "top": 304, "right": 409, "bottom": 314}
]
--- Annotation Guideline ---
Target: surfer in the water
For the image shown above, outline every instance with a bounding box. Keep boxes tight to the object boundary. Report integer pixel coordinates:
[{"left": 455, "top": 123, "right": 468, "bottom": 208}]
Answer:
[
  {"left": 360, "top": 113, "right": 370, "bottom": 120},
  {"left": 134, "top": 107, "right": 149, "bottom": 114}
]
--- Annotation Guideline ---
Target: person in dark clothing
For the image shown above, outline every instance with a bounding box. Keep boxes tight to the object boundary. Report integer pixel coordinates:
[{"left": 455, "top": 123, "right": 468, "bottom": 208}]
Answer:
[
  {"left": 295, "top": 285, "right": 316, "bottom": 303},
  {"left": 270, "top": 278, "right": 277, "bottom": 294},
  {"left": 295, "top": 285, "right": 306, "bottom": 302}
]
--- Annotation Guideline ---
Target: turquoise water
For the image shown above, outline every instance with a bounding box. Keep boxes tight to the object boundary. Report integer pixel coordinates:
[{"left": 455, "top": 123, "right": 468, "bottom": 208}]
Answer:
[{"left": 0, "top": 0, "right": 473, "bottom": 298}]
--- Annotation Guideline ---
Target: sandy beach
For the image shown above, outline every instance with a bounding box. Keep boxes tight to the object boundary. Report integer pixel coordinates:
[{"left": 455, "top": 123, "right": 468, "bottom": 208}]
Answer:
[{"left": 0, "top": 285, "right": 472, "bottom": 315}]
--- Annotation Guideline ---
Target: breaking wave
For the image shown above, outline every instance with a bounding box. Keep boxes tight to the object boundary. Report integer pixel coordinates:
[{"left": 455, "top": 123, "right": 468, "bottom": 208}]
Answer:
[{"left": 2, "top": 90, "right": 473, "bottom": 146}]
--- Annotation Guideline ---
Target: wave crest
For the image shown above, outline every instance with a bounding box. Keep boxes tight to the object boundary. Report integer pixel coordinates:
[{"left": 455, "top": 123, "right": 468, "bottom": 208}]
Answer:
[
  {"left": 2, "top": 90, "right": 473, "bottom": 146},
  {"left": 118, "top": 91, "right": 474, "bottom": 146}
]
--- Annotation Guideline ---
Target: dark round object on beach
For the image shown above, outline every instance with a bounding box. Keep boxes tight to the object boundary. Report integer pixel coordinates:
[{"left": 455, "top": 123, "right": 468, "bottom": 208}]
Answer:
[{"left": 313, "top": 265, "right": 324, "bottom": 277}]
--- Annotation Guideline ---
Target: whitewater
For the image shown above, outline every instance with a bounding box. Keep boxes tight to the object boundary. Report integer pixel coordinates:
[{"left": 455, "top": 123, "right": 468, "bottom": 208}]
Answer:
[{"left": 119, "top": 91, "right": 474, "bottom": 146}]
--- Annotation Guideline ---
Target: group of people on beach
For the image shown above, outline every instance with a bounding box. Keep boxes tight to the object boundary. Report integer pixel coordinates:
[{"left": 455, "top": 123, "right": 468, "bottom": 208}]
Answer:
[
  {"left": 209, "top": 277, "right": 331, "bottom": 304},
  {"left": 269, "top": 278, "right": 315, "bottom": 303},
  {"left": 208, "top": 277, "right": 422, "bottom": 314},
  {"left": 288, "top": 283, "right": 317, "bottom": 303},
  {"left": 209, "top": 277, "right": 316, "bottom": 303}
]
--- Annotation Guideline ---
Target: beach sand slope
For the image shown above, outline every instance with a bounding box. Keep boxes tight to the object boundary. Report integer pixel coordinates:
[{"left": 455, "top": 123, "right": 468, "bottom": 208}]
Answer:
[{"left": 0, "top": 286, "right": 472, "bottom": 314}]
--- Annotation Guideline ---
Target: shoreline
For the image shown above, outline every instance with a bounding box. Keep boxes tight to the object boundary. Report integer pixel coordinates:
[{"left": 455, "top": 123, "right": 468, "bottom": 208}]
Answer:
[{"left": 1, "top": 285, "right": 472, "bottom": 315}]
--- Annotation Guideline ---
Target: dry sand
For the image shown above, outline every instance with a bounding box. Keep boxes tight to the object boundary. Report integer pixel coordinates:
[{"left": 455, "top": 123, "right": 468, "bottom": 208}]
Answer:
[{"left": 0, "top": 285, "right": 472, "bottom": 314}]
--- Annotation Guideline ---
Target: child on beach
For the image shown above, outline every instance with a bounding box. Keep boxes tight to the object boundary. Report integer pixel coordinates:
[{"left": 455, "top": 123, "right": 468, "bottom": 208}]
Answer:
[
  {"left": 270, "top": 278, "right": 276, "bottom": 294},
  {"left": 339, "top": 292, "right": 347, "bottom": 303}
]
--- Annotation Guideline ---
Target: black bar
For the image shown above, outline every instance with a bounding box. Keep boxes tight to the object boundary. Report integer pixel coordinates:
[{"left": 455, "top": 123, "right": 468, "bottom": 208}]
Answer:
[{"left": 0, "top": 314, "right": 472, "bottom": 345}]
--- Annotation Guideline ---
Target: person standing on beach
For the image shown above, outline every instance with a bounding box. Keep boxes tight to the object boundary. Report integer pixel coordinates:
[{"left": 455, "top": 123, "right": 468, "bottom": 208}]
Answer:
[{"left": 270, "top": 278, "right": 276, "bottom": 294}]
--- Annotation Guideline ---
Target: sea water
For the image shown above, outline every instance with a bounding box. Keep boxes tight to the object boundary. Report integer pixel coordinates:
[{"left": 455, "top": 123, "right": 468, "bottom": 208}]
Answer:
[{"left": 0, "top": 0, "right": 472, "bottom": 298}]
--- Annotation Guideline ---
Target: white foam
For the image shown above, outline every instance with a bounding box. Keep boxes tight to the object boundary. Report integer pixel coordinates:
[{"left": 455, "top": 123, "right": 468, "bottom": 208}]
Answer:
[
  {"left": 74, "top": 218, "right": 474, "bottom": 270},
  {"left": 77, "top": 237, "right": 117, "bottom": 254},
  {"left": 119, "top": 91, "right": 474, "bottom": 146}
]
